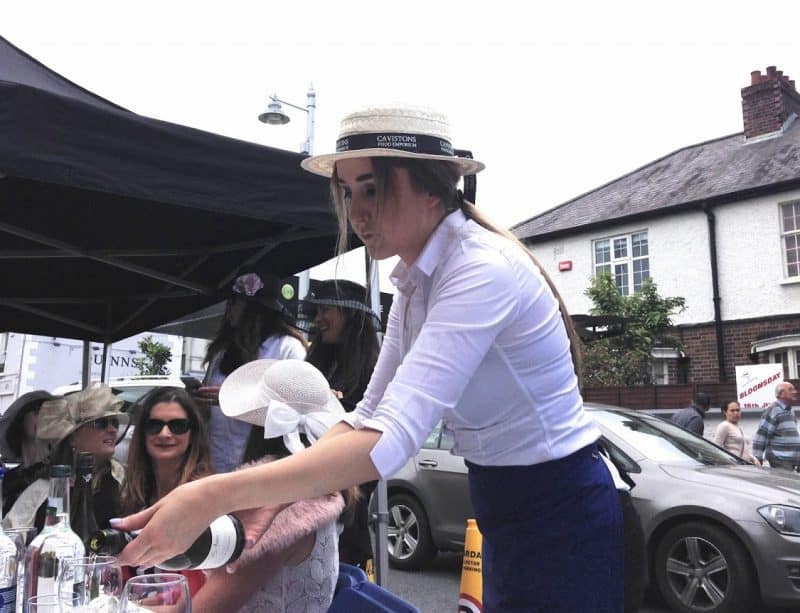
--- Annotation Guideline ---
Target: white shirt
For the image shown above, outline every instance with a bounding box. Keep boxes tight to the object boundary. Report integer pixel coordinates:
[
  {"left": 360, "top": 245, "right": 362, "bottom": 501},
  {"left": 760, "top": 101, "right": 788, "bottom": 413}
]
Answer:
[
  {"left": 344, "top": 210, "right": 599, "bottom": 479},
  {"left": 208, "top": 334, "right": 306, "bottom": 473}
]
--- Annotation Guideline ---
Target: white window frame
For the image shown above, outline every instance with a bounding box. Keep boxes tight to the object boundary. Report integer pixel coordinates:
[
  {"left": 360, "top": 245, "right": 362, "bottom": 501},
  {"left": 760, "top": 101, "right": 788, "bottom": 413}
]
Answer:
[
  {"left": 0, "top": 333, "right": 7, "bottom": 374},
  {"left": 181, "top": 337, "right": 209, "bottom": 376},
  {"left": 752, "top": 333, "right": 800, "bottom": 379},
  {"left": 592, "top": 230, "right": 650, "bottom": 295},
  {"left": 651, "top": 347, "right": 681, "bottom": 385},
  {"left": 780, "top": 200, "right": 800, "bottom": 279}
]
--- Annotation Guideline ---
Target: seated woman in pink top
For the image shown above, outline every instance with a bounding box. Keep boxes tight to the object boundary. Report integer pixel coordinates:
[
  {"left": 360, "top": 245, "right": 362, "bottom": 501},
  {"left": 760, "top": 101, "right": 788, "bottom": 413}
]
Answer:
[{"left": 713, "top": 400, "right": 760, "bottom": 465}]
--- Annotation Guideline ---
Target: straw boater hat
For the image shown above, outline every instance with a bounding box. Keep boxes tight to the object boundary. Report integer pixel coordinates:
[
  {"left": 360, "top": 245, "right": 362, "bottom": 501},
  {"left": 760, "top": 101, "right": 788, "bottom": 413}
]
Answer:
[
  {"left": 0, "top": 390, "right": 56, "bottom": 462},
  {"left": 36, "top": 382, "right": 128, "bottom": 446},
  {"left": 298, "top": 279, "right": 382, "bottom": 332},
  {"left": 219, "top": 359, "right": 345, "bottom": 454},
  {"left": 301, "top": 106, "right": 486, "bottom": 178}
]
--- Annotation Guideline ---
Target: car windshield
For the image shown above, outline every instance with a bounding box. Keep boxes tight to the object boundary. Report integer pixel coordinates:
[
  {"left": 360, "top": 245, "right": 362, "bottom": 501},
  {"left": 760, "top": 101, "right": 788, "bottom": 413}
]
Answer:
[
  {"left": 592, "top": 408, "right": 743, "bottom": 467},
  {"left": 111, "top": 386, "right": 157, "bottom": 405}
]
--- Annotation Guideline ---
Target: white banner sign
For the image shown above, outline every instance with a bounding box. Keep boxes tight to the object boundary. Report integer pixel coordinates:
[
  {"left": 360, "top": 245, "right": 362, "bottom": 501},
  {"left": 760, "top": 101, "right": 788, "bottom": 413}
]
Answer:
[{"left": 735, "top": 364, "right": 783, "bottom": 409}]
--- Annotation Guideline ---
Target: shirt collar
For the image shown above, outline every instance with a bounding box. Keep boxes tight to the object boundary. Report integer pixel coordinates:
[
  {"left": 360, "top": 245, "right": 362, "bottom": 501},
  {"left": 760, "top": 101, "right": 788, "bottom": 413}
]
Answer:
[{"left": 390, "top": 210, "right": 468, "bottom": 295}]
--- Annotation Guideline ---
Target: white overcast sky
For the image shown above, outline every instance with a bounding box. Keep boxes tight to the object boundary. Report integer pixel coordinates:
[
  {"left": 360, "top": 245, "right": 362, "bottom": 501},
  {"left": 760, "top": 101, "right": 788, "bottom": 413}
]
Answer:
[{"left": 4, "top": 0, "right": 800, "bottom": 286}]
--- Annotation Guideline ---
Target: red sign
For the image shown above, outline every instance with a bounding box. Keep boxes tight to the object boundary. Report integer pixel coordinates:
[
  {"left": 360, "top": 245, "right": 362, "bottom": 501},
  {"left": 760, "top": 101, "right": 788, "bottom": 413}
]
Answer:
[{"left": 558, "top": 260, "right": 573, "bottom": 272}]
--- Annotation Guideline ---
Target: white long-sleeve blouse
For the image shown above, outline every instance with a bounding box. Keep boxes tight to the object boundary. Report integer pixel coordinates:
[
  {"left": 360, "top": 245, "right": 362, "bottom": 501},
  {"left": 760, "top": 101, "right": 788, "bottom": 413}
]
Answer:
[{"left": 343, "top": 210, "right": 599, "bottom": 478}]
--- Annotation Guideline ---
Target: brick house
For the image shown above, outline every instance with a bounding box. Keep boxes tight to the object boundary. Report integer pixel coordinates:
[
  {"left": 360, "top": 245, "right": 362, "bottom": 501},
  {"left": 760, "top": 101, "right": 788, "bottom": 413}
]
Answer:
[{"left": 512, "top": 66, "right": 800, "bottom": 385}]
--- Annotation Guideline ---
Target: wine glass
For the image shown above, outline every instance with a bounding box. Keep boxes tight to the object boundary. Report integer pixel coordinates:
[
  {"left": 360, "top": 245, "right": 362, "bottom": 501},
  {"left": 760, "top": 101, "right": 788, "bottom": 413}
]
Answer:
[
  {"left": 26, "top": 593, "right": 63, "bottom": 613},
  {"left": 119, "top": 573, "right": 191, "bottom": 612},
  {"left": 57, "top": 556, "right": 123, "bottom": 612}
]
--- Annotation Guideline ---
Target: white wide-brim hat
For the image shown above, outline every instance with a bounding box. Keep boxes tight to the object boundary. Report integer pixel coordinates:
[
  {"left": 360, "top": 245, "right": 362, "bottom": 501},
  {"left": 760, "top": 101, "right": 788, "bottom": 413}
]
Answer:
[
  {"left": 301, "top": 106, "right": 485, "bottom": 178},
  {"left": 219, "top": 359, "right": 345, "bottom": 454}
]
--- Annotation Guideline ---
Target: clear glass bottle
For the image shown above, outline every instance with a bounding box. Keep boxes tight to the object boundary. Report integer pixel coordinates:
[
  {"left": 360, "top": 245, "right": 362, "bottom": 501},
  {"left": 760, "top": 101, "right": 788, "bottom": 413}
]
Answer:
[
  {"left": 0, "top": 465, "right": 19, "bottom": 613},
  {"left": 23, "top": 464, "right": 85, "bottom": 613}
]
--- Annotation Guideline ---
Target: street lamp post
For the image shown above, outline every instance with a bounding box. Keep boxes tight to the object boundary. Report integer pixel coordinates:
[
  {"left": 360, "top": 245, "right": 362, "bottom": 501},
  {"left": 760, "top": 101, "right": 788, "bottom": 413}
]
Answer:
[
  {"left": 259, "top": 88, "right": 390, "bottom": 586},
  {"left": 259, "top": 86, "right": 316, "bottom": 298}
]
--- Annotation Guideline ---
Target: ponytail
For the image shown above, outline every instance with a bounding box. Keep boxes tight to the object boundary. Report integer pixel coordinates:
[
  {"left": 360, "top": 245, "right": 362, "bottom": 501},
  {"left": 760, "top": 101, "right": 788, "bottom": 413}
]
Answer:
[
  {"left": 458, "top": 199, "right": 583, "bottom": 389},
  {"left": 329, "top": 157, "right": 583, "bottom": 390}
]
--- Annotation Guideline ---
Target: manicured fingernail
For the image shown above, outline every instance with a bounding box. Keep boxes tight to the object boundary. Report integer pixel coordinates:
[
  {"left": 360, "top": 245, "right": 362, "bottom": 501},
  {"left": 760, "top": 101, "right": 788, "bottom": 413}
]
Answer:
[
  {"left": 245, "top": 538, "right": 255, "bottom": 549},
  {"left": 109, "top": 518, "right": 122, "bottom": 527},
  {"left": 226, "top": 565, "right": 235, "bottom": 574}
]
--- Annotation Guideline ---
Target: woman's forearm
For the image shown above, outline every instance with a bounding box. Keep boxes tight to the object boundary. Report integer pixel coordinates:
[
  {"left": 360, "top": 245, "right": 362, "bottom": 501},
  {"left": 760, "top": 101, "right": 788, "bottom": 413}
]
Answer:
[{"left": 217, "top": 427, "right": 382, "bottom": 515}]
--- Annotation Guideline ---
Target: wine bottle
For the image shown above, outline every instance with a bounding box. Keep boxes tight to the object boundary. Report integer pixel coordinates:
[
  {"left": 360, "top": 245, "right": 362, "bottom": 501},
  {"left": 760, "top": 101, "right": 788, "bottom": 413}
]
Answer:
[
  {"left": 23, "top": 464, "right": 85, "bottom": 613},
  {"left": 70, "top": 452, "right": 98, "bottom": 550},
  {"left": 0, "top": 465, "right": 18, "bottom": 613},
  {"left": 89, "top": 513, "right": 245, "bottom": 570}
]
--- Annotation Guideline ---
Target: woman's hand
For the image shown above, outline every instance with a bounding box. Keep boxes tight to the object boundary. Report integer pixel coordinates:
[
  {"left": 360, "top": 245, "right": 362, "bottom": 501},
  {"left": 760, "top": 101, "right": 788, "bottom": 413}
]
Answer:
[
  {"left": 115, "top": 479, "right": 218, "bottom": 568},
  {"left": 192, "top": 385, "right": 221, "bottom": 407},
  {"left": 226, "top": 503, "right": 288, "bottom": 572}
]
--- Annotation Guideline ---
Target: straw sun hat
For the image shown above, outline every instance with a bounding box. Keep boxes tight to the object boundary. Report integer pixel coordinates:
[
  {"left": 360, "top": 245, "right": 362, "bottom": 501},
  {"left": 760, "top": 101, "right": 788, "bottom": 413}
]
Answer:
[
  {"left": 301, "top": 106, "right": 485, "bottom": 178},
  {"left": 219, "top": 359, "right": 345, "bottom": 455},
  {"left": 36, "top": 382, "right": 128, "bottom": 446}
]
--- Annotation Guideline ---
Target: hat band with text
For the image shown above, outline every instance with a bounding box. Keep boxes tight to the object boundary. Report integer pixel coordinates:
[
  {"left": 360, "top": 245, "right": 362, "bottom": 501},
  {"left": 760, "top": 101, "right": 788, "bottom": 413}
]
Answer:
[{"left": 336, "top": 132, "right": 455, "bottom": 157}]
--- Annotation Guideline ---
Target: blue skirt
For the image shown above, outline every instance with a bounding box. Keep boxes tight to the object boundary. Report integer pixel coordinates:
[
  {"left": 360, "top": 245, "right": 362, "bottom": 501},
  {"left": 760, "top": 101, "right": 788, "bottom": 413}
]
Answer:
[{"left": 466, "top": 444, "right": 623, "bottom": 613}]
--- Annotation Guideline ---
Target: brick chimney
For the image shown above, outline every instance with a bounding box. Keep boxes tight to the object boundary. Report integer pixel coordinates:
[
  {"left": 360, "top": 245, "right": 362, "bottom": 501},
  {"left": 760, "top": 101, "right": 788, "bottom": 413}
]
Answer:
[{"left": 741, "top": 65, "right": 800, "bottom": 139}]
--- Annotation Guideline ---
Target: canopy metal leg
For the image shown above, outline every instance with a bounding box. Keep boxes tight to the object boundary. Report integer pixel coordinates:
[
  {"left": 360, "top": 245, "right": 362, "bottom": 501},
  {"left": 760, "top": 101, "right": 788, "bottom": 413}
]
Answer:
[{"left": 365, "top": 252, "right": 390, "bottom": 586}]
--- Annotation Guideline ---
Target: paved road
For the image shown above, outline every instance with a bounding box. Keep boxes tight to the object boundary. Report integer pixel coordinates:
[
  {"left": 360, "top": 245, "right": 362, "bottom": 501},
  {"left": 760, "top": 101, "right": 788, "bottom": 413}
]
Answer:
[
  {"left": 380, "top": 552, "right": 675, "bottom": 612},
  {"left": 380, "top": 551, "right": 794, "bottom": 612}
]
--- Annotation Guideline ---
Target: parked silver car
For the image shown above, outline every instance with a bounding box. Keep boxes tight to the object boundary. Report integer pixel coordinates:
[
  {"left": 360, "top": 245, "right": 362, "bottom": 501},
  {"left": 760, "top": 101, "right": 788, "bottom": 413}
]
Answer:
[{"left": 377, "top": 405, "right": 800, "bottom": 613}]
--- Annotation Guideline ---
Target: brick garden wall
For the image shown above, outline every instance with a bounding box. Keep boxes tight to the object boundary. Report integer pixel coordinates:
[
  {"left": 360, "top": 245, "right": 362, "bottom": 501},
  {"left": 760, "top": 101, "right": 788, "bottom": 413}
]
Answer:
[{"left": 679, "top": 314, "right": 800, "bottom": 382}]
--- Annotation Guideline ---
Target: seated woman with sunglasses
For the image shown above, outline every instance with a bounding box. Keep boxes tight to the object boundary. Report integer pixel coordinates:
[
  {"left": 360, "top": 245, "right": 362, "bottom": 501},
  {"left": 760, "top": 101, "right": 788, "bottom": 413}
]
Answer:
[
  {"left": 3, "top": 383, "right": 128, "bottom": 530},
  {"left": 119, "top": 387, "right": 212, "bottom": 594}
]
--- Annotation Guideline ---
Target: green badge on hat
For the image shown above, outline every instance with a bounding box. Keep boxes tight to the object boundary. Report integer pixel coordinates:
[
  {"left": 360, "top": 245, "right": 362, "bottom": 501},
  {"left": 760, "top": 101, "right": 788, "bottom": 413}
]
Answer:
[{"left": 281, "top": 284, "right": 295, "bottom": 300}]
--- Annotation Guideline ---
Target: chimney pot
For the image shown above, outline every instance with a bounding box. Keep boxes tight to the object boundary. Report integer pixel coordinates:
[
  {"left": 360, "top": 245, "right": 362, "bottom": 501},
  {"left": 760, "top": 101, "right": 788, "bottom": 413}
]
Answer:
[{"left": 742, "top": 65, "right": 800, "bottom": 139}]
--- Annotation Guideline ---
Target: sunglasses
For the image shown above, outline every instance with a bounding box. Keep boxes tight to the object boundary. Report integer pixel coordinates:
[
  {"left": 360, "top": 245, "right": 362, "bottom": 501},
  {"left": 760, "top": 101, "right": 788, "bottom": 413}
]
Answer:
[
  {"left": 143, "top": 418, "right": 191, "bottom": 436},
  {"left": 89, "top": 416, "right": 120, "bottom": 430}
]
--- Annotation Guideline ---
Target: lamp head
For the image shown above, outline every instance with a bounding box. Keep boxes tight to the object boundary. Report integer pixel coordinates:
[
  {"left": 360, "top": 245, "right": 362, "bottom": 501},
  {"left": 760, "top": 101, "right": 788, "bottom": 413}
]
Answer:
[{"left": 258, "top": 98, "right": 291, "bottom": 125}]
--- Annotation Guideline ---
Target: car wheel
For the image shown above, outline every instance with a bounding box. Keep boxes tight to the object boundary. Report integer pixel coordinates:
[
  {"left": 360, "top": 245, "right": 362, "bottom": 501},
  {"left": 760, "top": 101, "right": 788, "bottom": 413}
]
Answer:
[
  {"left": 386, "top": 493, "right": 436, "bottom": 570},
  {"left": 654, "top": 521, "right": 758, "bottom": 613}
]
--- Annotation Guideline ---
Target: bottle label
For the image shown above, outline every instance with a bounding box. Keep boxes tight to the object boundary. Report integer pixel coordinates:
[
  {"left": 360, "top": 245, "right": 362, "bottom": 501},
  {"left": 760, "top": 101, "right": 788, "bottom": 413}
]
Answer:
[
  {"left": 194, "top": 516, "right": 239, "bottom": 570},
  {"left": 0, "top": 585, "right": 14, "bottom": 613},
  {"left": 47, "top": 497, "right": 64, "bottom": 514}
]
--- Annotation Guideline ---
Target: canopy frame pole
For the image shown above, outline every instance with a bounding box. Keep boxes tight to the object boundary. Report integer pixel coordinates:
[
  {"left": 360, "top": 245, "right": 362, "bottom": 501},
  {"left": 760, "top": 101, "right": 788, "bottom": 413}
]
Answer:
[
  {"left": 0, "top": 298, "right": 103, "bottom": 334},
  {"left": 0, "top": 229, "right": 332, "bottom": 260},
  {"left": 0, "top": 220, "right": 213, "bottom": 294},
  {"left": 365, "top": 252, "right": 390, "bottom": 587}
]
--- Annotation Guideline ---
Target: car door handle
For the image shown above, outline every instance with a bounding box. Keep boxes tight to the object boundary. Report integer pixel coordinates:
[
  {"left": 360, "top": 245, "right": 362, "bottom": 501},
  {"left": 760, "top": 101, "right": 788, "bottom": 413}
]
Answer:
[{"left": 418, "top": 459, "right": 439, "bottom": 468}]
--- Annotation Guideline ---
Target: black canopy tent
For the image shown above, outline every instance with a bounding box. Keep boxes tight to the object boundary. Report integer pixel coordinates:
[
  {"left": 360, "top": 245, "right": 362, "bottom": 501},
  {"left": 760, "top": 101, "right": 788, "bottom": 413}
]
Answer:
[{"left": 0, "top": 35, "right": 341, "bottom": 344}]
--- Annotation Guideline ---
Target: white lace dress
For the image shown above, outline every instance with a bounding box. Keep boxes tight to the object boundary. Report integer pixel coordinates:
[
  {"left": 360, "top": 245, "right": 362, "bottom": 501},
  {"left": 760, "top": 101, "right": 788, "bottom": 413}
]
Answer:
[{"left": 238, "top": 521, "right": 339, "bottom": 613}]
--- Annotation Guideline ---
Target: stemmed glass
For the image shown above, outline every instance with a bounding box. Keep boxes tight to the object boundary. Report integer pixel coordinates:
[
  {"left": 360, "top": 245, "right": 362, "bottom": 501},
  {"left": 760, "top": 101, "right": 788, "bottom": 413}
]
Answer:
[
  {"left": 57, "top": 556, "right": 123, "bottom": 612},
  {"left": 26, "top": 593, "right": 62, "bottom": 613},
  {"left": 119, "top": 573, "right": 191, "bottom": 613}
]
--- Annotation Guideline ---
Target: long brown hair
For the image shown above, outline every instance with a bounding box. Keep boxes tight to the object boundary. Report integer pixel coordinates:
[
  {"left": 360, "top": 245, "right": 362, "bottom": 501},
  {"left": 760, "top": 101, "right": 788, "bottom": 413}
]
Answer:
[
  {"left": 205, "top": 298, "right": 307, "bottom": 376},
  {"left": 330, "top": 157, "right": 583, "bottom": 387},
  {"left": 120, "top": 387, "right": 213, "bottom": 513}
]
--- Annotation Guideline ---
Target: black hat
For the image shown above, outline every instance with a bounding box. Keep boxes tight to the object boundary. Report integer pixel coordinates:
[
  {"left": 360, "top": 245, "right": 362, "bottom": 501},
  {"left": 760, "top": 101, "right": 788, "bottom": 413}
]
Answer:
[
  {"left": 299, "top": 279, "right": 381, "bottom": 331},
  {"left": 229, "top": 269, "right": 293, "bottom": 319},
  {"left": 0, "top": 390, "right": 56, "bottom": 462}
]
